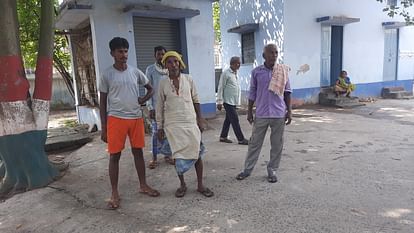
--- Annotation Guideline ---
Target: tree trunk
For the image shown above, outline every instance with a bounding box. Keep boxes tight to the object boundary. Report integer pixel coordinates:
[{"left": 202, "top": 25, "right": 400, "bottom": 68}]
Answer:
[{"left": 0, "top": 0, "right": 58, "bottom": 197}]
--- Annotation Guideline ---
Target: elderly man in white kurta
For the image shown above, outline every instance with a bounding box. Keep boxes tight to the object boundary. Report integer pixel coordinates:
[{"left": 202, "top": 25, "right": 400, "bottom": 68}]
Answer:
[{"left": 156, "top": 51, "right": 213, "bottom": 198}]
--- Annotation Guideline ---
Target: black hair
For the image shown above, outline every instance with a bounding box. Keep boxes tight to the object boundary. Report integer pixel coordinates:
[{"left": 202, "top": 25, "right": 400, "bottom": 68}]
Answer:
[
  {"left": 109, "top": 37, "right": 129, "bottom": 51},
  {"left": 154, "top": 46, "right": 167, "bottom": 55}
]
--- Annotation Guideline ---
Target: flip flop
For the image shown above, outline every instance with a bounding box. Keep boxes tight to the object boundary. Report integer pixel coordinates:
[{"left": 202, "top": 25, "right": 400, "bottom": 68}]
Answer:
[
  {"left": 148, "top": 160, "right": 158, "bottom": 169},
  {"left": 139, "top": 188, "right": 160, "bottom": 197},
  {"left": 164, "top": 157, "right": 175, "bottom": 165},
  {"left": 106, "top": 198, "right": 120, "bottom": 210},
  {"left": 197, "top": 187, "right": 214, "bottom": 197},
  {"left": 236, "top": 172, "right": 250, "bottom": 180},
  {"left": 267, "top": 175, "right": 278, "bottom": 183},
  {"left": 175, "top": 186, "right": 187, "bottom": 198}
]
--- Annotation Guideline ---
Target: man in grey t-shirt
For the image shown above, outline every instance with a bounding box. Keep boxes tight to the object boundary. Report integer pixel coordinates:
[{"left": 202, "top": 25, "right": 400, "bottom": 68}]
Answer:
[{"left": 99, "top": 37, "right": 159, "bottom": 209}]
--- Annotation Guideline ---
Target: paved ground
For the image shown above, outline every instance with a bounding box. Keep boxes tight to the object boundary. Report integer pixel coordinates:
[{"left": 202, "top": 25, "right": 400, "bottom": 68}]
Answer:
[{"left": 1, "top": 99, "right": 413, "bottom": 233}]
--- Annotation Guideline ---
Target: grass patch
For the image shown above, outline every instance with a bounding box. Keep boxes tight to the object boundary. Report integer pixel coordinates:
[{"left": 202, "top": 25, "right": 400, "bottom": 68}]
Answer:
[{"left": 62, "top": 119, "right": 78, "bottom": 128}]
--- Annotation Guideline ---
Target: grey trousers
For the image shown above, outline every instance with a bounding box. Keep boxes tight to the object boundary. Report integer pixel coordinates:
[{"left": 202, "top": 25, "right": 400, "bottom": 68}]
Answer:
[{"left": 243, "top": 118, "right": 285, "bottom": 176}]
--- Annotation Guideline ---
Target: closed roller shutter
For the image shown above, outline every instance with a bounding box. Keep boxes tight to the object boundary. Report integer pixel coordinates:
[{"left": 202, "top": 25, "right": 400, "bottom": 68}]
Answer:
[
  {"left": 133, "top": 17, "right": 181, "bottom": 96},
  {"left": 133, "top": 17, "right": 181, "bottom": 71}
]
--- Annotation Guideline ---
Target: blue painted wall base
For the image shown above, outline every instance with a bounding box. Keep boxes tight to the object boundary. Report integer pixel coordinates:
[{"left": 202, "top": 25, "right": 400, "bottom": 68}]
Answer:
[
  {"left": 201, "top": 103, "right": 216, "bottom": 118},
  {"left": 239, "top": 79, "right": 413, "bottom": 106}
]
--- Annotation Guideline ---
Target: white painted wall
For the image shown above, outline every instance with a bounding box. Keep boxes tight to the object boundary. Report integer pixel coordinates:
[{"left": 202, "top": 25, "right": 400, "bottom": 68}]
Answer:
[
  {"left": 220, "top": 0, "right": 284, "bottom": 92},
  {"left": 170, "top": 0, "right": 216, "bottom": 104},
  {"left": 89, "top": 0, "right": 138, "bottom": 89},
  {"left": 28, "top": 76, "right": 75, "bottom": 109},
  {"left": 398, "top": 26, "right": 414, "bottom": 82},
  {"left": 68, "top": 0, "right": 216, "bottom": 127},
  {"left": 221, "top": 0, "right": 414, "bottom": 92},
  {"left": 284, "top": 0, "right": 413, "bottom": 88},
  {"left": 89, "top": 0, "right": 215, "bottom": 105}
]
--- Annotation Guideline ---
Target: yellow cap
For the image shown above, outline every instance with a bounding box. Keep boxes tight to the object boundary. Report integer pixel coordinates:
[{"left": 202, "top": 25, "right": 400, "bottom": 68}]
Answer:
[{"left": 161, "top": 51, "right": 186, "bottom": 70}]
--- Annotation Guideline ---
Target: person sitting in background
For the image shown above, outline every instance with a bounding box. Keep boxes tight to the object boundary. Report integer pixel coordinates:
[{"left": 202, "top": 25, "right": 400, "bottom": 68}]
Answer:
[{"left": 334, "top": 70, "right": 356, "bottom": 97}]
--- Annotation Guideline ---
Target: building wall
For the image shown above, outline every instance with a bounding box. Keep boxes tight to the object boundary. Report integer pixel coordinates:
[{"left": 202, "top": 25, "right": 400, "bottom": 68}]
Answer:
[
  {"left": 172, "top": 0, "right": 216, "bottom": 117},
  {"left": 220, "top": 0, "right": 284, "bottom": 102},
  {"left": 221, "top": 0, "right": 414, "bottom": 104},
  {"left": 88, "top": 0, "right": 216, "bottom": 117},
  {"left": 398, "top": 26, "right": 414, "bottom": 82},
  {"left": 28, "top": 74, "right": 75, "bottom": 110}
]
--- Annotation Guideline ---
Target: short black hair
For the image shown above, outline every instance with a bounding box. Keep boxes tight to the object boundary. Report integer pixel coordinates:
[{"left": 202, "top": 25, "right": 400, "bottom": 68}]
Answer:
[
  {"left": 109, "top": 37, "right": 129, "bottom": 51},
  {"left": 154, "top": 46, "right": 167, "bottom": 55}
]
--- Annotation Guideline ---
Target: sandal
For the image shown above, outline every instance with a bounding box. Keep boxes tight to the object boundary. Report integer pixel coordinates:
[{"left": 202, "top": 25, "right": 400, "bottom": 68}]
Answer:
[
  {"left": 197, "top": 187, "right": 214, "bottom": 197},
  {"left": 164, "top": 156, "right": 175, "bottom": 165},
  {"left": 175, "top": 186, "right": 187, "bottom": 198},
  {"left": 139, "top": 188, "right": 160, "bottom": 197},
  {"left": 148, "top": 160, "right": 158, "bottom": 169},
  {"left": 236, "top": 172, "right": 250, "bottom": 180},
  {"left": 106, "top": 198, "right": 120, "bottom": 210},
  {"left": 219, "top": 138, "right": 233, "bottom": 143},
  {"left": 267, "top": 175, "right": 278, "bottom": 183}
]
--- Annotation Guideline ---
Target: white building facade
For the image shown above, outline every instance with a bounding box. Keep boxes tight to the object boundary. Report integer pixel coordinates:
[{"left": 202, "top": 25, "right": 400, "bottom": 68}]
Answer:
[
  {"left": 56, "top": 0, "right": 217, "bottom": 128},
  {"left": 220, "top": 0, "right": 414, "bottom": 105}
]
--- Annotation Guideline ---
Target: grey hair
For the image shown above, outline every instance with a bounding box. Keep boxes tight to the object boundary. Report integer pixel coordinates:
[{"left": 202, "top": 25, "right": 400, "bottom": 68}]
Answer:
[
  {"left": 263, "top": 43, "right": 278, "bottom": 53},
  {"left": 230, "top": 56, "right": 241, "bottom": 65}
]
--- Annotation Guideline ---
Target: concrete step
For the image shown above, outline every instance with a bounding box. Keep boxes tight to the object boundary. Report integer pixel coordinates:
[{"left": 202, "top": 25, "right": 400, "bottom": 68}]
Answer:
[
  {"left": 320, "top": 87, "right": 334, "bottom": 94},
  {"left": 45, "top": 125, "right": 94, "bottom": 153},
  {"left": 336, "top": 102, "right": 366, "bottom": 108},
  {"left": 382, "top": 91, "right": 413, "bottom": 99},
  {"left": 319, "top": 92, "right": 363, "bottom": 108},
  {"left": 382, "top": 86, "right": 414, "bottom": 99},
  {"left": 382, "top": 86, "right": 405, "bottom": 94}
]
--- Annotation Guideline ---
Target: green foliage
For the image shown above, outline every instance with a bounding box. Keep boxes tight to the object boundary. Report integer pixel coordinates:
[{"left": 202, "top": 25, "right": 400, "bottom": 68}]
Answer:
[
  {"left": 62, "top": 119, "right": 78, "bottom": 128},
  {"left": 17, "top": 0, "right": 70, "bottom": 69},
  {"left": 377, "top": 0, "right": 414, "bottom": 24},
  {"left": 213, "top": 1, "right": 221, "bottom": 43}
]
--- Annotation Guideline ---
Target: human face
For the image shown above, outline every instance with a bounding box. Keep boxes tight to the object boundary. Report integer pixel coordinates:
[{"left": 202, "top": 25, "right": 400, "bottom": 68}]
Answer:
[
  {"left": 230, "top": 59, "right": 241, "bottom": 72},
  {"left": 263, "top": 46, "right": 278, "bottom": 67},
  {"left": 340, "top": 71, "right": 347, "bottom": 78},
  {"left": 165, "top": 56, "right": 180, "bottom": 77},
  {"left": 111, "top": 48, "right": 128, "bottom": 64},
  {"left": 155, "top": 50, "right": 166, "bottom": 65}
]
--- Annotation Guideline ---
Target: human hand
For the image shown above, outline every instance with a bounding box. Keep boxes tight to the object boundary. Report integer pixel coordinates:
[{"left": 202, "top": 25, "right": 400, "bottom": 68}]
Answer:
[
  {"left": 157, "top": 129, "right": 165, "bottom": 141},
  {"left": 149, "top": 110, "right": 155, "bottom": 119},
  {"left": 138, "top": 97, "right": 145, "bottom": 105},
  {"left": 285, "top": 111, "right": 292, "bottom": 125},
  {"left": 217, "top": 104, "right": 223, "bottom": 111},
  {"left": 197, "top": 118, "right": 206, "bottom": 132},
  {"left": 101, "top": 126, "right": 107, "bottom": 143},
  {"left": 247, "top": 111, "right": 254, "bottom": 125}
]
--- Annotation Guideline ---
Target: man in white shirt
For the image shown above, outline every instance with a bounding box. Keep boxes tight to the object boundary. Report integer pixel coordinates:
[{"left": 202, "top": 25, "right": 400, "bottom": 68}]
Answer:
[
  {"left": 145, "top": 46, "right": 175, "bottom": 169},
  {"left": 217, "top": 56, "right": 248, "bottom": 145}
]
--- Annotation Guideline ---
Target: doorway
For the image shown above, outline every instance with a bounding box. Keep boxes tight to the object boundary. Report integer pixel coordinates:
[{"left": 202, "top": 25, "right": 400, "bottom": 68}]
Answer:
[
  {"left": 320, "top": 25, "right": 344, "bottom": 87},
  {"left": 383, "top": 28, "right": 399, "bottom": 81}
]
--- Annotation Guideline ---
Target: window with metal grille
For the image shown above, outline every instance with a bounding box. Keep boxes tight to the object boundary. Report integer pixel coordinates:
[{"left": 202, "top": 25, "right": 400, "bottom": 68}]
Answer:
[{"left": 241, "top": 32, "right": 255, "bottom": 64}]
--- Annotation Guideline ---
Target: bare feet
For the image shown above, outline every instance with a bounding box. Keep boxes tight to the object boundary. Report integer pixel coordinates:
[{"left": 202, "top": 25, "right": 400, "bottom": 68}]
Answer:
[{"left": 106, "top": 196, "right": 120, "bottom": 210}]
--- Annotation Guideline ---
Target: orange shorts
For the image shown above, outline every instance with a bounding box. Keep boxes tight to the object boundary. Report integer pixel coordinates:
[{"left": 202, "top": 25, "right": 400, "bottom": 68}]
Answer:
[{"left": 107, "top": 116, "right": 145, "bottom": 154}]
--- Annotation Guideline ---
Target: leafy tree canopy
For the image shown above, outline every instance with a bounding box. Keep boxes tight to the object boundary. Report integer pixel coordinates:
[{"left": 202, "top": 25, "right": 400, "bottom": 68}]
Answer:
[
  {"left": 213, "top": 2, "right": 221, "bottom": 43},
  {"left": 17, "top": 0, "right": 70, "bottom": 70},
  {"left": 377, "top": 0, "right": 414, "bottom": 24}
]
